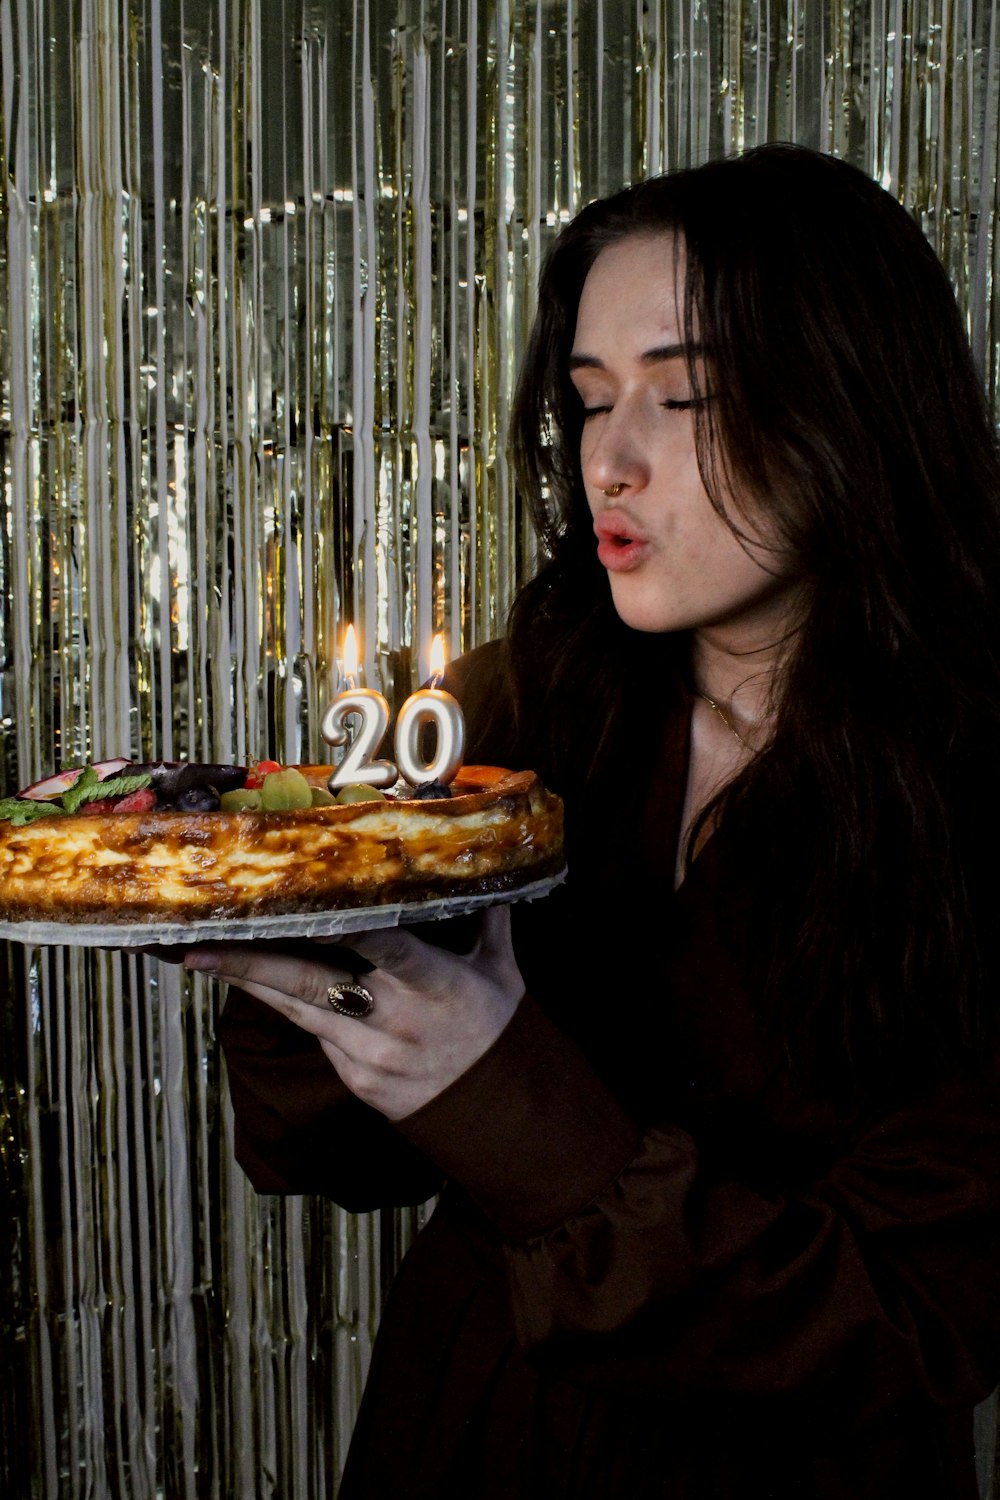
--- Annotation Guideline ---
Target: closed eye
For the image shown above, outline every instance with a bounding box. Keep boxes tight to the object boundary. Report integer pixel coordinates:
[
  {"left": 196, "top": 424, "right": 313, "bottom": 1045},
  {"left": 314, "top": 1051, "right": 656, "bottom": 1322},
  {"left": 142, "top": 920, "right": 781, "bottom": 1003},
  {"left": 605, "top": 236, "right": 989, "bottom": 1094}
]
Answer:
[
  {"left": 579, "top": 395, "right": 711, "bottom": 419},
  {"left": 662, "top": 396, "right": 711, "bottom": 411}
]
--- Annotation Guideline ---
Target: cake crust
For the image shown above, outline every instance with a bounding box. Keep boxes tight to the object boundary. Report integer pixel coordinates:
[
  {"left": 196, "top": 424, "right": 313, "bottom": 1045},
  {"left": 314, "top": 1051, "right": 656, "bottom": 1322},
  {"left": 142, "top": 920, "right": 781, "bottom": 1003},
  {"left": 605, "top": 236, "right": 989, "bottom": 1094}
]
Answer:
[{"left": 0, "top": 765, "right": 565, "bottom": 925}]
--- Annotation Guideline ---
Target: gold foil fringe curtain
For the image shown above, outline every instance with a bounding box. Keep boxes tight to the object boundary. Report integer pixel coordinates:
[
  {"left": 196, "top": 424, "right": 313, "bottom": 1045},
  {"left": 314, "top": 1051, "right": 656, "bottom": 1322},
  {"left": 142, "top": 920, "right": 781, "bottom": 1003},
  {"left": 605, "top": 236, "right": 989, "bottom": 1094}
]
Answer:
[{"left": 0, "top": 2, "right": 997, "bottom": 1496}]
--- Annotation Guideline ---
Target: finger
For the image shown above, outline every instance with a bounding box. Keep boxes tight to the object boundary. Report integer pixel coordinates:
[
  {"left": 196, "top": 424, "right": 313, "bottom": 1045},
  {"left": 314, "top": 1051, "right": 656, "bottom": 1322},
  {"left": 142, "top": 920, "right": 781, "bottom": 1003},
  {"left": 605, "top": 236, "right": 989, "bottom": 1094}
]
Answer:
[
  {"left": 338, "top": 925, "right": 436, "bottom": 982},
  {"left": 210, "top": 972, "right": 368, "bottom": 1039},
  {"left": 183, "top": 943, "right": 358, "bottom": 1010},
  {"left": 127, "top": 943, "right": 190, "bottom": 962},
  {"left": 311, "top": 937, "right": 377, "bottom": 973},
  {"left": 474, "top": 903, "right": 513, "bottom": 964}
]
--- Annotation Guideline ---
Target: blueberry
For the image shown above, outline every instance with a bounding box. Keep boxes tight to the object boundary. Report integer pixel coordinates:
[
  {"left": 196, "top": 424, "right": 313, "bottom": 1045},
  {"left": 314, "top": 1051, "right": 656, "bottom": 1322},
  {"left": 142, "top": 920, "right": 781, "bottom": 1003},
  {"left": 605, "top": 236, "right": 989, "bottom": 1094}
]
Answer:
[
  {"left": 408, "top": 781, "right": 452, "bottom": 800},
  {"left": 175, "top": 787, "right": 221, "bottom": 813},
  {"left": 128, "top": 762, "right": 247, "bottom": 798}
]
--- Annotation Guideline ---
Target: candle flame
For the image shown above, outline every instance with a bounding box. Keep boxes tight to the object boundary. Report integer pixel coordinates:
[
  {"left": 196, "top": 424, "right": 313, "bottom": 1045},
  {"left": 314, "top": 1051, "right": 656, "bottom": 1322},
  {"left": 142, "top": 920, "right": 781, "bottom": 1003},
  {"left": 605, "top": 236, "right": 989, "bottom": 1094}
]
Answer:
[
  {"left": 342, "top": 624, "right": 359, "bottom": 689},
  {"left": 429, "top": 633, "right": 446, "bottom": 687}
]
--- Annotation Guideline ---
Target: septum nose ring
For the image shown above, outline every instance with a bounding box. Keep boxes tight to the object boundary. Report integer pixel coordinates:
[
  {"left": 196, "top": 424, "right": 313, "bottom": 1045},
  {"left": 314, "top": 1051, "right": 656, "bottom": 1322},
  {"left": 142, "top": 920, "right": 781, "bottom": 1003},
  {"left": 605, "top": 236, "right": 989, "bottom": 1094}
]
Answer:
[{"left": 603, "top": 483, "right": 624, "bottom": 498}]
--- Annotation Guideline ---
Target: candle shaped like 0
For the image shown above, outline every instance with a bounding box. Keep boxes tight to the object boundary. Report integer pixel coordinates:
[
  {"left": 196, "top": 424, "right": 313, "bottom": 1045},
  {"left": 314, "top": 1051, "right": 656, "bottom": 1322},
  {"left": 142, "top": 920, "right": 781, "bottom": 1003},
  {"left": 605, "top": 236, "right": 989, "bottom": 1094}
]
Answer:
[
  {"left": 394, "top": 635, "right": 466, "bottom": 787},
  {"left": 323, "top": 626, "right": 398, "bottom": 790}
]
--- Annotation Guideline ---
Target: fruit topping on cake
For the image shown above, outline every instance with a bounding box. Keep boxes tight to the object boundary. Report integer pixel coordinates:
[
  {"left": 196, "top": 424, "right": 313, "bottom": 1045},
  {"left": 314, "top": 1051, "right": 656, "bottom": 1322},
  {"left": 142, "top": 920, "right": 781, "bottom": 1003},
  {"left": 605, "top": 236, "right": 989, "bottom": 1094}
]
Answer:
[
  {"left": 19, "top": 758, "right": 131, "bottom": 800},
  {"left": 0, "top": 764, "right": 156, "bottom": 824},
  {"left": 0, "top": 760, "right": 487, "bottom": 824},
  {"left": 0, "top": 761, "right": 256, "bottom": 823},
  {"left": 0, "top": 757, "right": 566, "bottom": 928}
]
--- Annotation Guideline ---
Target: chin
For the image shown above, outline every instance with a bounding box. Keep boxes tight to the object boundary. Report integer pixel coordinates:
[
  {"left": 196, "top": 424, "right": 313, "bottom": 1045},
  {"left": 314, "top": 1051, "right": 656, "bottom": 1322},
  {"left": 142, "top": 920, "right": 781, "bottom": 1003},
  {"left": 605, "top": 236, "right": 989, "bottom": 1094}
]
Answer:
[{"left": 607, "top": 583, "right": 684, "bottom": 634}]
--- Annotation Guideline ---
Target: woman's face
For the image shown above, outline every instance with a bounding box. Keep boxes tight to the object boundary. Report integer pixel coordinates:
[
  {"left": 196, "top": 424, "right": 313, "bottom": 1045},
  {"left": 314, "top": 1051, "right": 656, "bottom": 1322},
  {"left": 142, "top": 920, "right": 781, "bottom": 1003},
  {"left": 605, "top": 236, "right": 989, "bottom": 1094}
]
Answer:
[{"left": 570, "top": 233, "right": 800, "bottom": 646}]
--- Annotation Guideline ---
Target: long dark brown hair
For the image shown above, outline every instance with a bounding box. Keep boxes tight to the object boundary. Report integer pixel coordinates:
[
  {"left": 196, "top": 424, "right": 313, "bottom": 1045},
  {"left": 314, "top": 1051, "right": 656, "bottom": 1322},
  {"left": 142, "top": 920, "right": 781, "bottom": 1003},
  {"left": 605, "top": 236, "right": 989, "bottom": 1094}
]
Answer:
[{"left": 507, "top": 144, "right": 1000, "bottom": 1103}]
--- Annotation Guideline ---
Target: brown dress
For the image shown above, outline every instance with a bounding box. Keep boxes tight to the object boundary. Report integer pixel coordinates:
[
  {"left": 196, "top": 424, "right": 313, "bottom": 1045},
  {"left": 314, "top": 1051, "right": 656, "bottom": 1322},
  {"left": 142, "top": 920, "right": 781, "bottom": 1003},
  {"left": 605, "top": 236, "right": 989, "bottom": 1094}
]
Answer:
[{"left": 218, "top": 643, "right": 1000, "bottom": 1498}]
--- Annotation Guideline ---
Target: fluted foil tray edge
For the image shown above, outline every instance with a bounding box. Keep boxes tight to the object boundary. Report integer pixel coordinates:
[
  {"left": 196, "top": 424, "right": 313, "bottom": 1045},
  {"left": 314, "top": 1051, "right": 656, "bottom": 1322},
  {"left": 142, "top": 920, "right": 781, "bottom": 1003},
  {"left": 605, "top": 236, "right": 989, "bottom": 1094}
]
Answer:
[{"left": 0, "top": 869, "right": 567, "bottom": 947}]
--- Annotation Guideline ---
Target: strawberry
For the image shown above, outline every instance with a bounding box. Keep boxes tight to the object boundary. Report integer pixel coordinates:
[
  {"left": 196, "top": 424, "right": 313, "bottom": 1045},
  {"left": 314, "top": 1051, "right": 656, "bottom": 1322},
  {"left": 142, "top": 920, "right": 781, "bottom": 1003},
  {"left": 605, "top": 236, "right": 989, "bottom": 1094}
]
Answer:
[
  {"left": 80, "top": 799, "right": 117, "bottom": 816},
  {"left": 115, "top": 788, "right": 157, "bottom": 813}
]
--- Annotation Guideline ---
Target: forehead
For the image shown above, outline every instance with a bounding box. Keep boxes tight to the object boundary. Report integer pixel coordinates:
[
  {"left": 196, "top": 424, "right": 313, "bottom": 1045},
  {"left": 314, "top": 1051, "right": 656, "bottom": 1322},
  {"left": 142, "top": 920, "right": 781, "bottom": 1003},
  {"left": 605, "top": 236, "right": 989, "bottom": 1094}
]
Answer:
[{"left": 573, "top": 233, "right": 686, "bottom": 348}]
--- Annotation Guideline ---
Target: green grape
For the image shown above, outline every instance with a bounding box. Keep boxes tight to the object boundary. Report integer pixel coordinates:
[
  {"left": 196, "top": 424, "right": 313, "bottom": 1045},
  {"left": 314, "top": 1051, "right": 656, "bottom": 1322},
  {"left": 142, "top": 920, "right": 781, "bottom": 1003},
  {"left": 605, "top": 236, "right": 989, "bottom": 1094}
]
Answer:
[
  {"left": 220, "top": 788, "right": 263, "bottom": 811},
  {"left": 260, "top": 769, "right": 314, "bottom": 811},
  {"left": 335, "top": 783, "right": 387, "bottom": 805}
]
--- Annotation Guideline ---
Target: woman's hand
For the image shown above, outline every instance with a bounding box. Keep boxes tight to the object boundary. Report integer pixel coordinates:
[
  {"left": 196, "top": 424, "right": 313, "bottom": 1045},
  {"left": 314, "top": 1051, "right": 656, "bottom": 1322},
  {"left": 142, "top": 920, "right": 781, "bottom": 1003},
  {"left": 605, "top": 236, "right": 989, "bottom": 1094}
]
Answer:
[{"left": 183, "top": 905, "right": 525, "bottom": 1120}]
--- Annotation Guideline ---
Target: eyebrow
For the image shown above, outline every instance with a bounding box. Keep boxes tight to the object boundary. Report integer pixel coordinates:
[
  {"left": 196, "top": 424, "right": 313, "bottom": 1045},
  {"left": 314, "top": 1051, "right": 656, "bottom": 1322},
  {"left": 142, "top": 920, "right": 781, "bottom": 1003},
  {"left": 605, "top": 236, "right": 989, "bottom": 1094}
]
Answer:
[{"left": 568, "top": 341, "right": 703, "bottom": 371}]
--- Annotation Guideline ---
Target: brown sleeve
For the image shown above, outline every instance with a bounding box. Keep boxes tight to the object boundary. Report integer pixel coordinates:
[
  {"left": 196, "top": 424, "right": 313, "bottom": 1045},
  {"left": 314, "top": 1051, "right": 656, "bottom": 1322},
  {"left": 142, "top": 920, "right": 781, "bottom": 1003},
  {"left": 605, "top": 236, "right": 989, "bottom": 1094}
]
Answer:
[
  {"left": 399, "top": 992, "right": 642, "bottom": 1237},
  {"left": 215, "top": 641, "right": 516, "bottom": 1206},
  {"left": 218, "top": 986, "right": 443, "bottom": 1209},
  {"left": 398, "top": 994, "right": 1000, "bottom": 1413}
]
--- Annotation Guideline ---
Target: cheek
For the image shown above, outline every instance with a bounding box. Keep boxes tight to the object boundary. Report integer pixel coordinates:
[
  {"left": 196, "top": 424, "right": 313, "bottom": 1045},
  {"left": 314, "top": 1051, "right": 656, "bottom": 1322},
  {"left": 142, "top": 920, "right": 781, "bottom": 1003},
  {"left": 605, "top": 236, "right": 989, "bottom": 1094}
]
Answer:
[
  {"left": 706, "top": 531, "right": 790, "bottom": 607},
  {"left": 579, "top": 428, "right": 601, "bottom": 476},
  {"left": 650, "top": 441, "right": 710, "bottom": 521},
  {"left": 667, "top": 477, "right": 729, "bottom": 550},
  {"left": 671, "top": 507, "right": 761, "bottom": 595}
]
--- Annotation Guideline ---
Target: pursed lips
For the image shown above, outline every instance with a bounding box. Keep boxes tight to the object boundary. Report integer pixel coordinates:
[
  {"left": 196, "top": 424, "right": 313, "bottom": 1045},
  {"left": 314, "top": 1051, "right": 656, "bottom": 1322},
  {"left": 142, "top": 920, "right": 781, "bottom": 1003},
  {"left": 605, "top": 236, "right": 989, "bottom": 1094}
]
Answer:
[{"left": 592, "top": 509, "right": 652, "bottom": 570}]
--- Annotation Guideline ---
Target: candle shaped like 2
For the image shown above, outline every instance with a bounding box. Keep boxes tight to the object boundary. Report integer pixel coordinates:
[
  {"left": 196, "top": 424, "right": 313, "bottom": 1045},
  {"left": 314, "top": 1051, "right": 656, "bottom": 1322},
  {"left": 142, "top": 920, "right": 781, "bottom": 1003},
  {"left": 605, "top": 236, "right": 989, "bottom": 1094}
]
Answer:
[
  {"left": 323, "top": 626, "right": 398, "bottom": 790},
  {"left": 395, "top": 635, "right": 466, "bottom": 786}
]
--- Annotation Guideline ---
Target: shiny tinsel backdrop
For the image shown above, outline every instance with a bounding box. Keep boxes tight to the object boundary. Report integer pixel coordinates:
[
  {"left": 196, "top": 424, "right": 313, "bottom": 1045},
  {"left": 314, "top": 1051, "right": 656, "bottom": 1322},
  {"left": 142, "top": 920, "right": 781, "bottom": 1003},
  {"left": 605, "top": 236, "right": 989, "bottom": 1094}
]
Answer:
[{"left": 0, "top": 2, "right": 997, "bottom": 1496}]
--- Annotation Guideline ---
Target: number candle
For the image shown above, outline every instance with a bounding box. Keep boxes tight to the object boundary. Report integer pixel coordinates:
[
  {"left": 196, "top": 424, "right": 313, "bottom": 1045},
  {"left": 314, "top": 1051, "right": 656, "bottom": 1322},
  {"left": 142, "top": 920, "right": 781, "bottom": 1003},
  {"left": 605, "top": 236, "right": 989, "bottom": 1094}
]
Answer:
[
  {"left": 394, "top": 635, "right": 466, "bottom": 787},
  {"left": 322, "top": 626, "right": 397, "bottom": 790}
]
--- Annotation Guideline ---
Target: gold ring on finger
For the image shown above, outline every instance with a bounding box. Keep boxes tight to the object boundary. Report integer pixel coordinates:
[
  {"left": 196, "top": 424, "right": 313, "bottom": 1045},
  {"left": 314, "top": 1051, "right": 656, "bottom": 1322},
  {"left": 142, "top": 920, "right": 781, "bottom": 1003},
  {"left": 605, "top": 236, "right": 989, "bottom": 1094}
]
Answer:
[{"left": 325, "top": 982, "right": 375, "bottom": 1020}]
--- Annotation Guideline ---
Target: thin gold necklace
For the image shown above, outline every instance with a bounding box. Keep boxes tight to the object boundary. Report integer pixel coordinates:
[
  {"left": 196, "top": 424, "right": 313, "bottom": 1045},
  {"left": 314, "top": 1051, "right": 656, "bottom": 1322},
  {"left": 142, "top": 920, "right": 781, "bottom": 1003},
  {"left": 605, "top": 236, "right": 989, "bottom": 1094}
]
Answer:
[{"left": 697, "top": 691, "right": 754, "bottom": 750}]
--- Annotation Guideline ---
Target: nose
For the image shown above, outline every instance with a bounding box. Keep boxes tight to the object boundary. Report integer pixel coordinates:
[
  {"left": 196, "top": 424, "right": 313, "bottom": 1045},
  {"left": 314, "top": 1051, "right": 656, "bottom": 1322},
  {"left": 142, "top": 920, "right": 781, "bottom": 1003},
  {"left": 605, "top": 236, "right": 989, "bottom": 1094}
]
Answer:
[{"left": 580, "top": 402, "right": 651, "bottom": 500}]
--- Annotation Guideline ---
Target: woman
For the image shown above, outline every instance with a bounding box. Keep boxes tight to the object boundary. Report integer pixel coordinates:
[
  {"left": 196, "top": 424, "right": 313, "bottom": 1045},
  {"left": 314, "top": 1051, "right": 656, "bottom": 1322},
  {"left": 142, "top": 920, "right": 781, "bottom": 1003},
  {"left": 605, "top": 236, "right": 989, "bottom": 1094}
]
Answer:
[{"left": 199, "top": 145, "right": 1000, "bottom": 1496}]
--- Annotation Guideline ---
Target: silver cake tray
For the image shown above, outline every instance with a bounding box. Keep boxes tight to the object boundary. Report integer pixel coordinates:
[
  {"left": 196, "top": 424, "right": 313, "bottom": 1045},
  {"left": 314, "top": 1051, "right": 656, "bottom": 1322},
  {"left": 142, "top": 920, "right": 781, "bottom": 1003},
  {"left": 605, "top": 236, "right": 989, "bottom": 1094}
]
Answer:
[{"left": 0, "top": 869, "right": 566, "bottom": 948}]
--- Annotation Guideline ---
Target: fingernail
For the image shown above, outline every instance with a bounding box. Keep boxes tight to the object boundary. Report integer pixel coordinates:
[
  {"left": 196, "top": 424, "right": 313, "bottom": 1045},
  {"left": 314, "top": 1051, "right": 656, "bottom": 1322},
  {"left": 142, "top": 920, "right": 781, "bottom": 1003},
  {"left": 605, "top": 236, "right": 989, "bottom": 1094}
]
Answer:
[{"left": 184, "top": 951, "right": 218, "bottom": 973}]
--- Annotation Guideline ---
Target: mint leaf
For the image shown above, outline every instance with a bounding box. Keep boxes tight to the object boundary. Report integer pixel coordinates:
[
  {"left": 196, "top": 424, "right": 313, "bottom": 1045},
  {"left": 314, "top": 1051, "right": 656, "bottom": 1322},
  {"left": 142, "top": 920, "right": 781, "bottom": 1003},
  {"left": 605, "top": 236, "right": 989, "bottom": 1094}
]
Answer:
[
  {"left": 0, "top": 799, "right": 65, "bottom": 826},
  {"left": 0, "top": 766, "right": 153, "bottom": 823},
  {"left": 81, "top": 772, "right": 151, "bottom": 802},
  {"left": 61, "top": 767, "right": 99, "bottom": 814}
]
